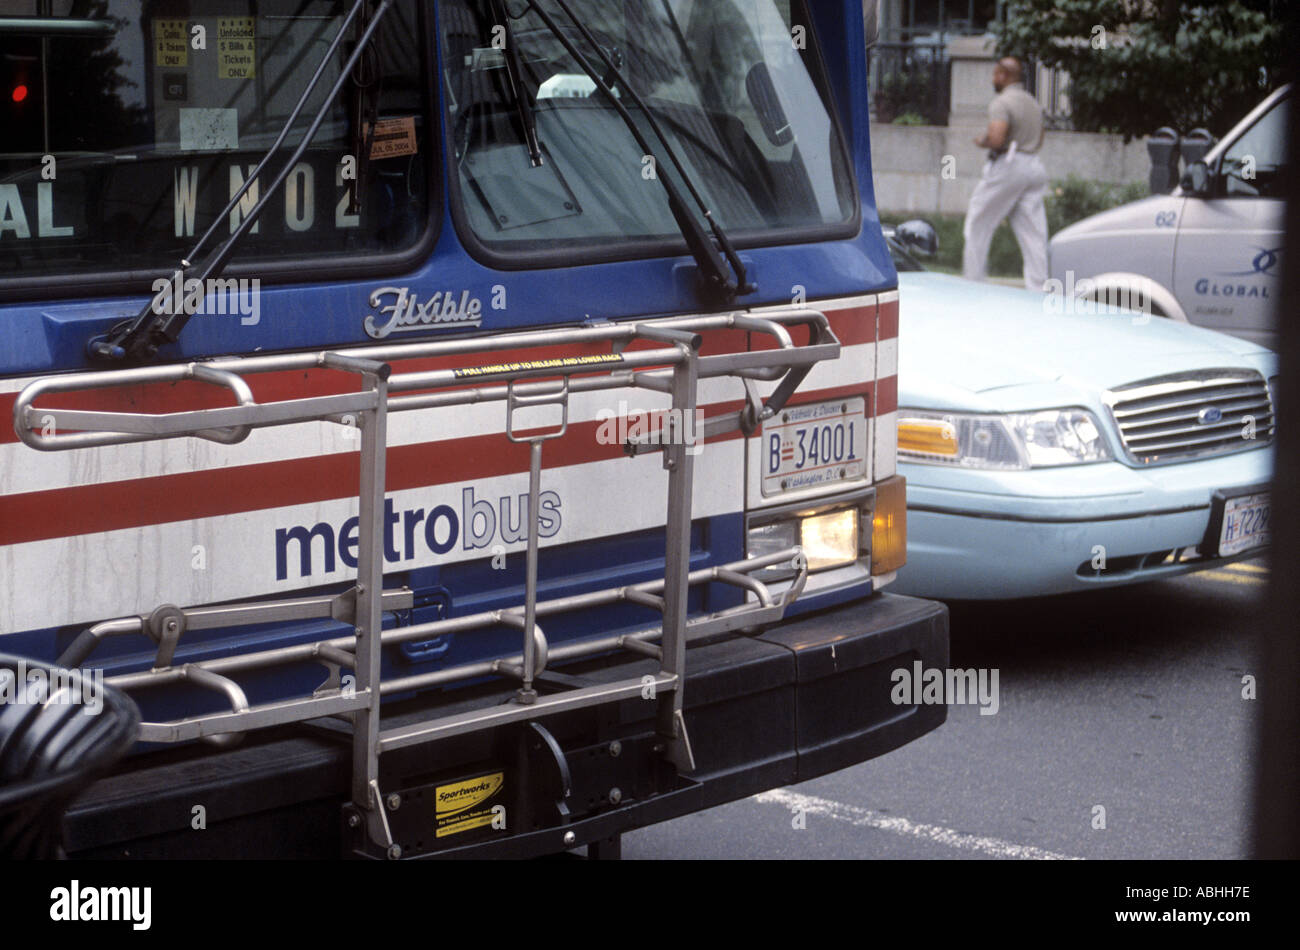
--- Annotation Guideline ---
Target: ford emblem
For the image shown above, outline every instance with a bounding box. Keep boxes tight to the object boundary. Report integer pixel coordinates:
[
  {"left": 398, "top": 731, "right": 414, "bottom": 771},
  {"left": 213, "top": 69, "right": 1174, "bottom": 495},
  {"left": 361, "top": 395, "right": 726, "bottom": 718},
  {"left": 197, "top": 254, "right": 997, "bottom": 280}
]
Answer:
[{"left": 1197, "top": 406, "right": 1223, "bottom": 425}]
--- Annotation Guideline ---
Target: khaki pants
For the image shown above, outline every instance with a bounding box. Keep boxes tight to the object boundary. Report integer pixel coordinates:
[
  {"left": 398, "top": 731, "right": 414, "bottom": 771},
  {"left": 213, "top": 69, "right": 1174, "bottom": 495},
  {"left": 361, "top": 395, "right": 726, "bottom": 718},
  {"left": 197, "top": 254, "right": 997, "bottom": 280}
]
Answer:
[{"left": 962, "top": 149, "right": 1049, "bottom": 291}]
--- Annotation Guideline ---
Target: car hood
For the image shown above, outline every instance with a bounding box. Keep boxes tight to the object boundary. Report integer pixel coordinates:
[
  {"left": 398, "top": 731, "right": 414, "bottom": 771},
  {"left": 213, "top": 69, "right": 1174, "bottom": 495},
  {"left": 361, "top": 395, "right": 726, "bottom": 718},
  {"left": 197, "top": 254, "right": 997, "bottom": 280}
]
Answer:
[{"left": 896, "top": 271, "right": 1273, "bottom": 406}]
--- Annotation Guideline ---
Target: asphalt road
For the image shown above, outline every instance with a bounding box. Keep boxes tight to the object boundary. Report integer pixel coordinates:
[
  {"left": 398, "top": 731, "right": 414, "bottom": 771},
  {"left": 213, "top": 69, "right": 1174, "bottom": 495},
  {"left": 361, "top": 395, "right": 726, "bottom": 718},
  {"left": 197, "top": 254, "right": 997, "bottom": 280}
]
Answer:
[{"left": 623, "top": 558, "right": 1269, "bottom": 859}]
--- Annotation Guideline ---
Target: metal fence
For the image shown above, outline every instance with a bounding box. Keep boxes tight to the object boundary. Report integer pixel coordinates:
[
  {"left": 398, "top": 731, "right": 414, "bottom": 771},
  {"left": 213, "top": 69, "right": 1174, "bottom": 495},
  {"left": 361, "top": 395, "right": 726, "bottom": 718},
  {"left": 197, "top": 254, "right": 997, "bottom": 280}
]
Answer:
[
  {"left": 869, "top": 39, "right": 1074, "bottom": 130},
  {"left": 869, "top": 41, "right": 953, "bottom": 126},
  {"left": 1024, "top": 57, "right": 1073, "bottom": 130}
]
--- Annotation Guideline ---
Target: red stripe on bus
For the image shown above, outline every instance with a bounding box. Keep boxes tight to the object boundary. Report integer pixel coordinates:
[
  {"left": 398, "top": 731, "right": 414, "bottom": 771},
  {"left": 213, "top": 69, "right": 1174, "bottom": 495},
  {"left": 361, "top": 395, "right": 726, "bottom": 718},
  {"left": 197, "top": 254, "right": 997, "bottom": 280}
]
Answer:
[
  {"left": 0, "top": 304, "right": 877, "bottom": 444},
  {"left": 0, "top": 420, "right": 745, "bottom": 546},
  {"left": 746, "top": 304, "right": 875, "bottom": 350},
  {"left": 876, "top": 375, "right": 897, "bottom": 414},
  {"left": 0, "top": 380, "right": 880, "bottom": 545},
  {"left": 877, "top": 298, "right": 899, "bottom": 340},
  {"left": 0, "top": 339, "right": 619, "bottom": 445}
]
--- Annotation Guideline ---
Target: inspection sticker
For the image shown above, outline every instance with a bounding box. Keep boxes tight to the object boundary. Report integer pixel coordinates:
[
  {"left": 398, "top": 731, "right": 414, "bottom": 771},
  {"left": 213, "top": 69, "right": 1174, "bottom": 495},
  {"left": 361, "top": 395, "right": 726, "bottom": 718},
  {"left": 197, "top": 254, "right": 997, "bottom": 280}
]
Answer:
[{"left": 368, "top": 117, "right": 419, "bottom": 160}]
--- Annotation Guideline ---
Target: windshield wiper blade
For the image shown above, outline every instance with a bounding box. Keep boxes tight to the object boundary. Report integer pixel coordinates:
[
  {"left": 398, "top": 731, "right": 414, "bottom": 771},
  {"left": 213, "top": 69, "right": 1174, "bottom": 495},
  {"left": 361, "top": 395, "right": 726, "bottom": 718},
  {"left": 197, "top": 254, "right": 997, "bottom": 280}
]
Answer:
[
  {"left": 0, "top": 17, "right": 115, "bottom": 37},
  {"left": 489, "top": 0, "right": 543, "bottom": 166},
  {"left": 90, "top": 0, "right": 395, "bottom": 362},
  {"left": 527, "top": 0, "right": 754, "bottom": 305},
  {"left": 548, "top": 0, "right": 755, "bottom": 300}
]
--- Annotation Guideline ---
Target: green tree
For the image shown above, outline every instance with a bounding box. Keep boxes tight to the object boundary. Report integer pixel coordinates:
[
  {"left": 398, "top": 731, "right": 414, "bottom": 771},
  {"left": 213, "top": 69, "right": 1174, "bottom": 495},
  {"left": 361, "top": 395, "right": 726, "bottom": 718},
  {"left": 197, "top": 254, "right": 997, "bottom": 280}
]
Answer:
[{"left": 994, "top": 1, "right": 1286, "bottom": 140}]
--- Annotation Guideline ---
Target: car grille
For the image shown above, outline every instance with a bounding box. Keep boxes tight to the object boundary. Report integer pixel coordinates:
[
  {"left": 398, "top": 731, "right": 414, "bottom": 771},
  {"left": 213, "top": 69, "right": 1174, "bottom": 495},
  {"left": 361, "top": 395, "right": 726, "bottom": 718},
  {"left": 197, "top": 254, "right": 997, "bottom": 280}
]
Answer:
[{"left": 1105, "top": 369, "right": 1274, "bottom": 465}]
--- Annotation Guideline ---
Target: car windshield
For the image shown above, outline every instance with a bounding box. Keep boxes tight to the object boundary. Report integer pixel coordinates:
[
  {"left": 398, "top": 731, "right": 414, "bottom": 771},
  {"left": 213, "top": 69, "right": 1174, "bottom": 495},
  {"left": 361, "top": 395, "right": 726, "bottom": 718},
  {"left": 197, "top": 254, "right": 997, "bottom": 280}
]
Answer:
[{"left": 439, "top": 0, "right": 856, "bottom": 253}]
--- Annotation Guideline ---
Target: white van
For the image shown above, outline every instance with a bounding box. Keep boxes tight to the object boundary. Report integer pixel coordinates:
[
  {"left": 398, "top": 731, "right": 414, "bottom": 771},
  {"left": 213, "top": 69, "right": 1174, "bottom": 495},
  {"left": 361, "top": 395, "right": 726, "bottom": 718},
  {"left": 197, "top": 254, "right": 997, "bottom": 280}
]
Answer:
[{"left": 1048, "top": 84, "right": 1289, "bottom": 351}]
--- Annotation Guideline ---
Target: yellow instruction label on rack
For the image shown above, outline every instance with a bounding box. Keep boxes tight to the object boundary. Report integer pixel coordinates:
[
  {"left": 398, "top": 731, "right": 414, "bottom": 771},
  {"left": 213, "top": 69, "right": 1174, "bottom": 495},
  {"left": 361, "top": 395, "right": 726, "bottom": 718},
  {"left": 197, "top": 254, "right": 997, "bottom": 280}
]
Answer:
[{"left": 453, "top": 353, "right": 625, "bottom": 379}]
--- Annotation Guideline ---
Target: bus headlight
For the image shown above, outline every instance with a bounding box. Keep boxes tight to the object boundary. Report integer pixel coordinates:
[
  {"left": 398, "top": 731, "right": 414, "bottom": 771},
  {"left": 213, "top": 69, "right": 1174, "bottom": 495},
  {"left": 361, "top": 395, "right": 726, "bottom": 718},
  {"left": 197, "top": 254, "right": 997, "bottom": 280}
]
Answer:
[
  {"left": 800, "top": 508, "right": 859, "bottom": 571},
  {"left": 747, "top": 501, "right": 867, "bottom": 577}
]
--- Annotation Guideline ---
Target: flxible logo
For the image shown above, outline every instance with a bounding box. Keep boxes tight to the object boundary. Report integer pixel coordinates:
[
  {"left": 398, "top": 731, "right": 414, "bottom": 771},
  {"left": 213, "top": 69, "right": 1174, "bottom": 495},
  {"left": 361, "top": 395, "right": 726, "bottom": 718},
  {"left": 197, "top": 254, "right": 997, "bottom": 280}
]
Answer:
[{"left": 364, "top": 286, "right": 484, "bottom": 338}]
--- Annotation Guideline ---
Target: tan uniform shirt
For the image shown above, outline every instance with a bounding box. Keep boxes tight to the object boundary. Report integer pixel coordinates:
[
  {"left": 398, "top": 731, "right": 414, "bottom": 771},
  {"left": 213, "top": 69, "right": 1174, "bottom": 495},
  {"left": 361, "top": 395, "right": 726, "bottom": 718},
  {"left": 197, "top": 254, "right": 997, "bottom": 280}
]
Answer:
[{"left": 989, "top": 82, "right": 1044, "bottom": 155}]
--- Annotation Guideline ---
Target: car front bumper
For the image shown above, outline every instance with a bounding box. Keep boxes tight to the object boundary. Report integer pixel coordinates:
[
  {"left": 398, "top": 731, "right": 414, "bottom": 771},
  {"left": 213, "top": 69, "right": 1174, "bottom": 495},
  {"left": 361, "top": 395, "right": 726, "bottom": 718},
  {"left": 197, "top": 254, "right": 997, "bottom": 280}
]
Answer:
[{"left": 891, "top": 447, "right": 1273, "bottom": 600}]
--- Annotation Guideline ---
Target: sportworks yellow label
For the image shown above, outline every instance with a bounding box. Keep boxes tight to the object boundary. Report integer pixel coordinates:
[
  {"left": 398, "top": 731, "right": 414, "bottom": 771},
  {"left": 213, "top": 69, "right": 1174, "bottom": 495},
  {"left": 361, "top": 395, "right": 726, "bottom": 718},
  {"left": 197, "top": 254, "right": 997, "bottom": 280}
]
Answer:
[{"left": 435, "top": 772, "right": 506, "bottom": 838}]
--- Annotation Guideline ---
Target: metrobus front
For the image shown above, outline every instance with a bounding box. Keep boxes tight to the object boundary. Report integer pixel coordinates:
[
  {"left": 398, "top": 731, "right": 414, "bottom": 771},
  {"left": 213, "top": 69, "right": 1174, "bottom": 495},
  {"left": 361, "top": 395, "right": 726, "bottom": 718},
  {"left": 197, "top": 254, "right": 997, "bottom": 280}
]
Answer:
[{"left": 0, "top": 0, "right": 948, "bottom": 858}]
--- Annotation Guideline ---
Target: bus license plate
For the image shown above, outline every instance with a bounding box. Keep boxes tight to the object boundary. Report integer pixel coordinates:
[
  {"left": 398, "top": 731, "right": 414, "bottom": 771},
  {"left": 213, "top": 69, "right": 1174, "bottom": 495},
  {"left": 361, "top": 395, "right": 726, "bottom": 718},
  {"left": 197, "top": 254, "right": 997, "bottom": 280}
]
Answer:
[
  {"left": 1218, "top": 491, "right": 1270, "bottom": 557},
  {"left": 762, "top": 398, "right": 867, "bottom": 496}
]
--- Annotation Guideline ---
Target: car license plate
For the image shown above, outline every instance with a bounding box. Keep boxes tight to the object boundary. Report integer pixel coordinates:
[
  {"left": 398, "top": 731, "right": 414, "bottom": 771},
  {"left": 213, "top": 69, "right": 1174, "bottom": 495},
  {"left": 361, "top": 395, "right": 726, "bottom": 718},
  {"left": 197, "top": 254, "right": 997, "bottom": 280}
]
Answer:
[
  {"left": 761, "top": 397, "right": 867, "bottom": 496},
  {"left": 1217, "top": 490, "right": 1270, "bottom": 557}
]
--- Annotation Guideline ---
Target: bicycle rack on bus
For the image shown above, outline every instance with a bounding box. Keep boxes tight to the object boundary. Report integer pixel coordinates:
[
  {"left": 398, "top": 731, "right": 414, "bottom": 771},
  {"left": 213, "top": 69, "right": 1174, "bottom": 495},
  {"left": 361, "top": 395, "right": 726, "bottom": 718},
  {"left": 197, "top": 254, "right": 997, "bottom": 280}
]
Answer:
[{"left": 13, "top": 307, "right": 838, "bottom": 855}]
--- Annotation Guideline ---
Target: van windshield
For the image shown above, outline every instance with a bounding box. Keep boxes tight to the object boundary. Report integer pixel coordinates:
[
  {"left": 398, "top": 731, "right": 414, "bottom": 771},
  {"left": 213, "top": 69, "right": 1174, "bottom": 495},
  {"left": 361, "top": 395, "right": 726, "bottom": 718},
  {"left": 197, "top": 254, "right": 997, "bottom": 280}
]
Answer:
[
  {"left": 0, "top": 0, "right": 429, "bottom": 282},
  {"left": 439, "top": 0, "right": 856, "bottom": 254},
  {"left": 1221, "top": 93, "right": 1289, "bottom": 199}
]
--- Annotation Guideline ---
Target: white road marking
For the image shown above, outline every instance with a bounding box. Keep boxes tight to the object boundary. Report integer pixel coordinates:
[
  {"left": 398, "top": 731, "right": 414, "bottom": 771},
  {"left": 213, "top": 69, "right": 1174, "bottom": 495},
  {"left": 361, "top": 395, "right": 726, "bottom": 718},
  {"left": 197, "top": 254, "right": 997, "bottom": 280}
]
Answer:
[{"left": 754, "top": 789, "right": 1085, "bottom": 860}]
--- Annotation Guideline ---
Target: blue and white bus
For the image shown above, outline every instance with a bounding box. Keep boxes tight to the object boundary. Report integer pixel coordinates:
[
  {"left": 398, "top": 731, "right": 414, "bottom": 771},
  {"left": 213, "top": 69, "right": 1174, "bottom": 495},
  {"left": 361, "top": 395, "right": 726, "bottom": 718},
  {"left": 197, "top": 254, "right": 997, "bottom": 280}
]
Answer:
[{"left": 1, "top": 0, "right": 947, "bottom": 858}]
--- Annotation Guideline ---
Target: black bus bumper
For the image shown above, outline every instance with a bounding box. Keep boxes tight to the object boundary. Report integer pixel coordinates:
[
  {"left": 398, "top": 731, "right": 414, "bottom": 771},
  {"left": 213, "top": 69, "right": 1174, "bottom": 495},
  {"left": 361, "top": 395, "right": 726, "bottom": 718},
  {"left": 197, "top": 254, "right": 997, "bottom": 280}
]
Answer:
[{"left": 64, "top": 592, "right": 948, "bottom": 859}]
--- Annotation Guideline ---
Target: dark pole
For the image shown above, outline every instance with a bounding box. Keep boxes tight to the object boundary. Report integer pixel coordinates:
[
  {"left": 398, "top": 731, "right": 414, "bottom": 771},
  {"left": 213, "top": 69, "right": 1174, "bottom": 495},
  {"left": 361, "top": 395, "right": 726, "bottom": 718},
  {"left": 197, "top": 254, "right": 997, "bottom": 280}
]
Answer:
[{"left": 1252, "top": 2, "right": 1300, "bottom": 859}]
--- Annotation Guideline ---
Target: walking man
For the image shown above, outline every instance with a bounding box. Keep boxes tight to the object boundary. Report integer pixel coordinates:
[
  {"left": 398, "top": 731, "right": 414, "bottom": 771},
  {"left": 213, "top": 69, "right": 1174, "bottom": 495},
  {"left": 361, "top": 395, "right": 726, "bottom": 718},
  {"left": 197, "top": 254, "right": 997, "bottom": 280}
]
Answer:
[{"left": 962, "top": 57, "right": 1049, "bottom": 291}]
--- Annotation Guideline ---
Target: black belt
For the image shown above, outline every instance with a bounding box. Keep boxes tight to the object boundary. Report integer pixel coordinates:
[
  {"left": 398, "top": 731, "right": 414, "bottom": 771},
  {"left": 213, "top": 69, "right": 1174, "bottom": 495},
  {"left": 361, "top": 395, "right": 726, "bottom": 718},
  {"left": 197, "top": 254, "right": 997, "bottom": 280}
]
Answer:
[{"left": 988, "top": 147, "right": 1037, "bottom": 161}]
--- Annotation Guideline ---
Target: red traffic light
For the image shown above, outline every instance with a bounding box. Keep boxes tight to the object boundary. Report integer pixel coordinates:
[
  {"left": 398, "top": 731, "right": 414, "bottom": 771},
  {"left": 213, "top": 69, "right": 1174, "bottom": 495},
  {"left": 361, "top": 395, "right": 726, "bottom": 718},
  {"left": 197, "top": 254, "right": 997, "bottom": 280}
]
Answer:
[{"left": 11, "top": 84, "right": 28, "bottom": 103}]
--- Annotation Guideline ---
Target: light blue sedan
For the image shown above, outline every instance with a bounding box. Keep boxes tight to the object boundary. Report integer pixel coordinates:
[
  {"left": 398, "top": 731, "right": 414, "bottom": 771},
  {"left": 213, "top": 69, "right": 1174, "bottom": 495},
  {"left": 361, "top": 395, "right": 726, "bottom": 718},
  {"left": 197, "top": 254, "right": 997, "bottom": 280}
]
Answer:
[{"left": 885, "top": 228, "right": 1275, "bottom": 600}]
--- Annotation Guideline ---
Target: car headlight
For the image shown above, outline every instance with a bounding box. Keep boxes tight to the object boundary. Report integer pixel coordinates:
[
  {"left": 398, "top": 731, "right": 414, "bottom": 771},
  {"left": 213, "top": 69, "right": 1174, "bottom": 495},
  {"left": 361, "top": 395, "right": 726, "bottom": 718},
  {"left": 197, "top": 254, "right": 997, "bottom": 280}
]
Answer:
[{"left": 898, "top": 408, "right": 1111, "bottom": 469}]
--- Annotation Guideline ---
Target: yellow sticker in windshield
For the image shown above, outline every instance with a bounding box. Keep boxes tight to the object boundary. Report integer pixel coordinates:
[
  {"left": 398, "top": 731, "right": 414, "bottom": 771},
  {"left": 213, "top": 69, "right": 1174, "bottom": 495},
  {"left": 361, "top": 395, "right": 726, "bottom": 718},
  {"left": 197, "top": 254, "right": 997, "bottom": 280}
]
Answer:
[
  {"left": 218, "top": 18, "right": 257, "bottom": 80},
  {"left": 154, "top": 20, "right": 188, "bottom": 68}
]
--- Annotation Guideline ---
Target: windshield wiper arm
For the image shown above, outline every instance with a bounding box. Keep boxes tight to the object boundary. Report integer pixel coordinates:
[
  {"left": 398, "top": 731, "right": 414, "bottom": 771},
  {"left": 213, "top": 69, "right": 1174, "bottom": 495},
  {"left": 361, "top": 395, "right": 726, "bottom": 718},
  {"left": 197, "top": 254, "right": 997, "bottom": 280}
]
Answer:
[
  {"left": 0, "top": 17, "right": 115, "bottom": 37},
  {"left": 547, "top": 0, "right": 755, "bottom": 300},
  {"left": 526, "top": 0, "right": 755, "bottom": 305},
  {"left": 490, "top": 0, "right": 543, "bottom": 166},
  {"left": 90, "top": 0, "right": 395, "bottom": 362}
]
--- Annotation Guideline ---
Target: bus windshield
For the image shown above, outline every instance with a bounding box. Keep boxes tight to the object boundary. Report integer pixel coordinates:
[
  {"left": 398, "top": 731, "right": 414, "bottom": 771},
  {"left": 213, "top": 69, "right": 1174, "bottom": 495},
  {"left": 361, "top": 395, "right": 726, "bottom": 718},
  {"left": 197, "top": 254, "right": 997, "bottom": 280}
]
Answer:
[
  {"left": 0, "top": 0, "right": 429, "bottom": 284},
  {"left": 439, "top": 0, "right": 856, "bottom": 255}
]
